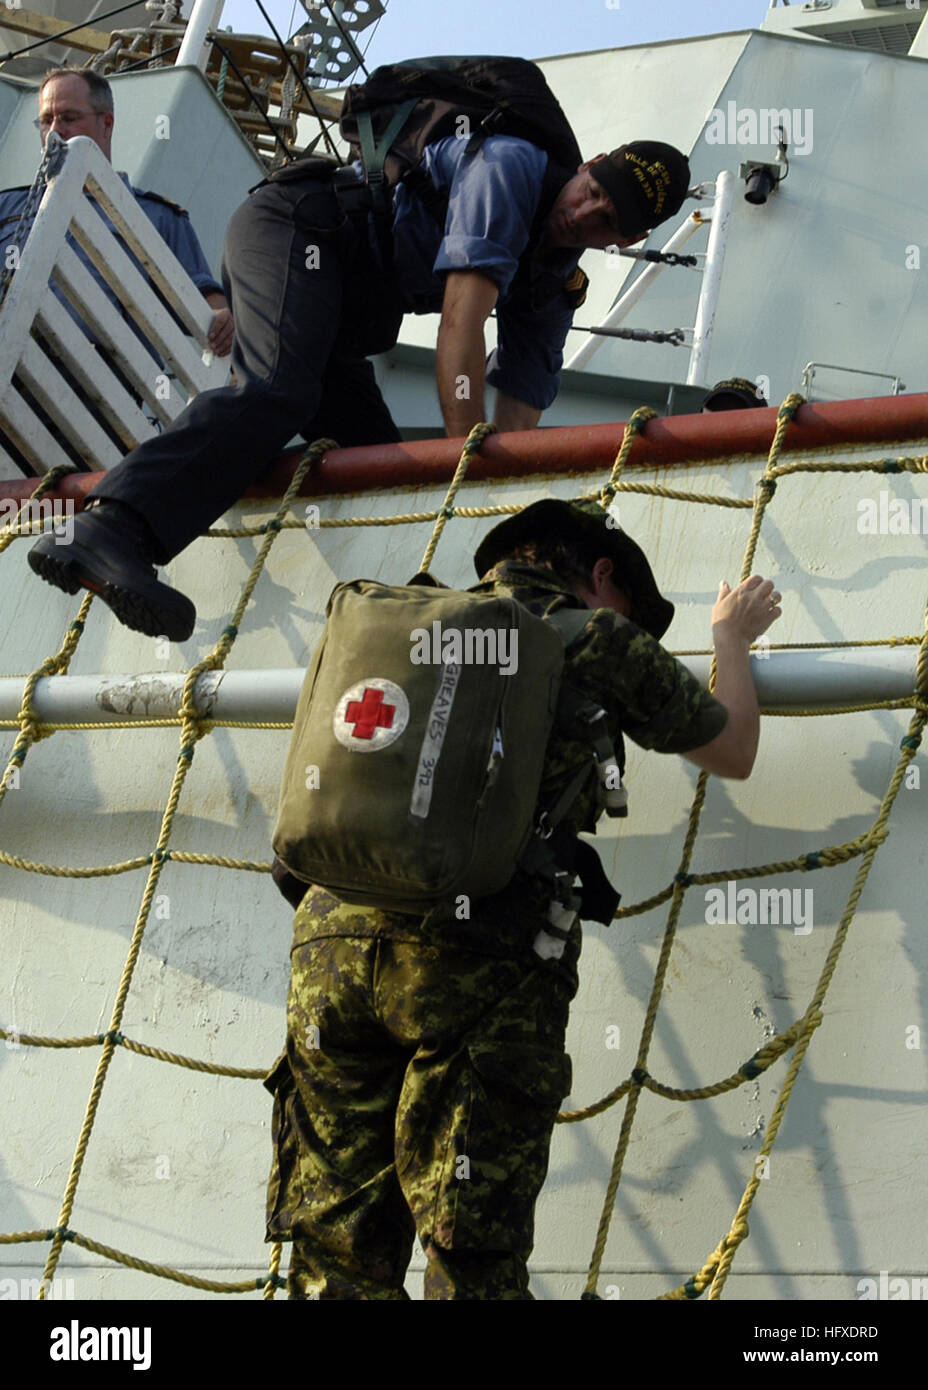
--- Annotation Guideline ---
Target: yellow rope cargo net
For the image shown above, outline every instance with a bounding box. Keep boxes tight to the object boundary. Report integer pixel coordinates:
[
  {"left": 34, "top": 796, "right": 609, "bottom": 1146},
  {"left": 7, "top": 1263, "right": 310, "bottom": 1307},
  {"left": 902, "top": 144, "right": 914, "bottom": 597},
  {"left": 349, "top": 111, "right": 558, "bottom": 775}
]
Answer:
[{"left": 0, "top": 398, "right": 925, "bottom": 1300}]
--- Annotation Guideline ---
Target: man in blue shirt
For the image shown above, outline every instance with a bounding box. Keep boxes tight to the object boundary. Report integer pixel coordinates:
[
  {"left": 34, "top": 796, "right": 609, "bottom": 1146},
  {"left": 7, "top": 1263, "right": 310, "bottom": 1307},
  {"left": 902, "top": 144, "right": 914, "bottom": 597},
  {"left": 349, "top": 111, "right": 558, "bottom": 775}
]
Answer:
[
  {"left": 0, "top": 68, "right": 233, "bottom": 358},
  {"left": 29, "top": 121, "right": 690, "bottom": 642}
]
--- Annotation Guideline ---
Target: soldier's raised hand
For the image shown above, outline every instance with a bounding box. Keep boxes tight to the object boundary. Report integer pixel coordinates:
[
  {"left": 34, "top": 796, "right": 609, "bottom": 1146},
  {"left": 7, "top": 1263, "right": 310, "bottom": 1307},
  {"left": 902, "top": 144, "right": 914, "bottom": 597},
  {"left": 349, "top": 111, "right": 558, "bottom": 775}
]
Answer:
[{"left": 712, "top": 575, "right": 781, "bottom": 645}]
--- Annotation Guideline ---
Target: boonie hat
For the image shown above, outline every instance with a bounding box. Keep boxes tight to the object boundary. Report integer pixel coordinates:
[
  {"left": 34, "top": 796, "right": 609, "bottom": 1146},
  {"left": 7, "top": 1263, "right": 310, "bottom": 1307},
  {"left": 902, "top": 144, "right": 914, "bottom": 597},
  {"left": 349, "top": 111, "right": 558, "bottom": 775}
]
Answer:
[
  {"left": 589, "top": 141, "right": 691, "bottom": 236},
  {"left": 474, "top": 497, "right": 674, "bottom": 640}
]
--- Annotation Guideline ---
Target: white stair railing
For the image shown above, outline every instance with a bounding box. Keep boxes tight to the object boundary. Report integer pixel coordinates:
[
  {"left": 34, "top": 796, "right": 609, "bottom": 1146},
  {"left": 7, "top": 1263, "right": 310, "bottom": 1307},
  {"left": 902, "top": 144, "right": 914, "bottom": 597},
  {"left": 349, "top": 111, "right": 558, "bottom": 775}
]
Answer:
[
  {"left": 564, "top": 169, "right": 736, "bottom": 388},
  {"left": 0, "top": 135, "right": 229, "bottom": 477}
]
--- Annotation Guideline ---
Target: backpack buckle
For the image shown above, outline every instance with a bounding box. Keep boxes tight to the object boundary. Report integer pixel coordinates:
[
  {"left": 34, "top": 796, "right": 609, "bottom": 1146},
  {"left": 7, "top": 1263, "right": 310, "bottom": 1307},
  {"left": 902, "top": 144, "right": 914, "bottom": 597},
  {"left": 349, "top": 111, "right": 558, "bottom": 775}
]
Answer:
[
  {"left": 467, "top": 105, "right": 505, "bottom": 155},
  {"left": 331, "top": 167, "right": 372, "bottom": 217}
]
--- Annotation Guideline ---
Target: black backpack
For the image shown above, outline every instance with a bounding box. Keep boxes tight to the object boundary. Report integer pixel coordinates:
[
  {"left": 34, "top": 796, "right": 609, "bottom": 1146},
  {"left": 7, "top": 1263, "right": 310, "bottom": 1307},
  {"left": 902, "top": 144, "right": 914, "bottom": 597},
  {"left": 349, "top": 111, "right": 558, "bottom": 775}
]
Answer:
[
  {"left": 268, "top": 57, "right": 587, "bottom": 307},
  {"left": 336, "top": 55, "right": 588, "bottom": 302},
  {"left": 338, "top": 55, "right": 582, "bottom": 213}
]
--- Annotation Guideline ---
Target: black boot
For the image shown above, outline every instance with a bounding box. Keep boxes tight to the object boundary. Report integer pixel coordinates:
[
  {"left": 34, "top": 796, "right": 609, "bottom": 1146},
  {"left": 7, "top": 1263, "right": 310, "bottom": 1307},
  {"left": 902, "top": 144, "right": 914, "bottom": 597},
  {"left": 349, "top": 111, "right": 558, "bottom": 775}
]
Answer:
[{"left": 28, "top": 499, "right": 196, "bottom": 642}]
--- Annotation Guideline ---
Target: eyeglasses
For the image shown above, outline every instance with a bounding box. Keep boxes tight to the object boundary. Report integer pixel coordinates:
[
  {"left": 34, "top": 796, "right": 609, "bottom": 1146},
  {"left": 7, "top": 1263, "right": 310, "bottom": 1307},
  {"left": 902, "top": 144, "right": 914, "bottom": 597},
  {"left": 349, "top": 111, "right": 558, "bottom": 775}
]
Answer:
[{"left": 33, "top": 110, "right": 102, "bottom": 131}]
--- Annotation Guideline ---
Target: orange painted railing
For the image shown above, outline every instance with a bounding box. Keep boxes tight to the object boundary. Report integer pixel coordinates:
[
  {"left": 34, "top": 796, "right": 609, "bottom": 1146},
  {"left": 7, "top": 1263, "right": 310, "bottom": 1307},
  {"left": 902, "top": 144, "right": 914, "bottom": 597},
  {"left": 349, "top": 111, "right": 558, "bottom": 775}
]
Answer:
[{"left": 2, "top": 392, "right": 926, "bottom": 508}]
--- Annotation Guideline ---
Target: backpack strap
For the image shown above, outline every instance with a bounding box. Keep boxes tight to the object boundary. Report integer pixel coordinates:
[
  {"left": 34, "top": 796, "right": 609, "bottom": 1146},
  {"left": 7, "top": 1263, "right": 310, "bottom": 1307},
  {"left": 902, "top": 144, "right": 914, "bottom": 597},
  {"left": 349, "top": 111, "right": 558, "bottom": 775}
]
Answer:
[
  {"left": 516, "top": 606, "right": 626, "bottom": 941},
  {"left": 356, "top": 99, "right": 419, "bottom": 207},
  {"left": 544, "top": 608, "right": 628, "bottom": 819},
  {"left": 543, "top": 606, "right": 589, "bottom": 645},
  {"left": 348, "top": 99, "right": 419, "bottom": 272}
]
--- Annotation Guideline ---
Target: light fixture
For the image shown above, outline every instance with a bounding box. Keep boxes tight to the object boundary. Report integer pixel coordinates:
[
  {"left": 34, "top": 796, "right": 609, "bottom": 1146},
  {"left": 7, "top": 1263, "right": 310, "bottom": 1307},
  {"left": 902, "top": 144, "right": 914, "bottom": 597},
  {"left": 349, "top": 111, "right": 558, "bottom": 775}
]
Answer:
[{"left": 739, "top": 125, "right": 790, "bottom": 205}]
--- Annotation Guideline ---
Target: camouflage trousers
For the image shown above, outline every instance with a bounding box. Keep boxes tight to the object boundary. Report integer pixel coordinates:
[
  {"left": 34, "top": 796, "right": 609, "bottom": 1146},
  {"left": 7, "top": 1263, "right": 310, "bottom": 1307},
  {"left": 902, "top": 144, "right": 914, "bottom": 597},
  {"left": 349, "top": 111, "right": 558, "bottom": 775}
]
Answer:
[{"left": 264, "top": 933, "right": 574, "bottom": 1300}]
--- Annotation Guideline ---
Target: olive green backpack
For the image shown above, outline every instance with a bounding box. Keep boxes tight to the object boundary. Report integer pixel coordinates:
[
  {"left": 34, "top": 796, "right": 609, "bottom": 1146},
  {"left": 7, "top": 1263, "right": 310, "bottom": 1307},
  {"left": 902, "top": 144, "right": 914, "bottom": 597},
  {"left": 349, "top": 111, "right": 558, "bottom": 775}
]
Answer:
[{"left": 272, "top": 578, "right": 624, "bottom": 914}]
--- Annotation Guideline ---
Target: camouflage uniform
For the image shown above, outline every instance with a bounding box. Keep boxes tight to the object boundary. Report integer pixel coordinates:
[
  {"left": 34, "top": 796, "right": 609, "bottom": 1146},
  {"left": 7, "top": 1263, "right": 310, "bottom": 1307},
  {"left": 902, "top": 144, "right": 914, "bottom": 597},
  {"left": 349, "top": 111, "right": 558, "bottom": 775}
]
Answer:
[{"left": 265, "top": 562, "right": 728, "bottom": 1299}]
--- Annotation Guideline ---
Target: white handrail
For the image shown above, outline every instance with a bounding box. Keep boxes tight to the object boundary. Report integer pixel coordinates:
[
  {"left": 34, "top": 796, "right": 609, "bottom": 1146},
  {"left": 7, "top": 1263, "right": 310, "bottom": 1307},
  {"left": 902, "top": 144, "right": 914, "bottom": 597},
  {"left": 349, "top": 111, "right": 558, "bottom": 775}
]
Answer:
[
  {"left": 0, "top": 648, "right": 918, "bottom": 724},
  {"left": 563, "top": 212, "right": 706, "bottom": 373},
  {"left": 686, "top": 169, "right": 735, "bottom": 387},
  {"left": 175, "top": 0, "right": 225, "bottom": 71},
  {"left": 0, "top": 135, "right": 229, "bottom": 475}
]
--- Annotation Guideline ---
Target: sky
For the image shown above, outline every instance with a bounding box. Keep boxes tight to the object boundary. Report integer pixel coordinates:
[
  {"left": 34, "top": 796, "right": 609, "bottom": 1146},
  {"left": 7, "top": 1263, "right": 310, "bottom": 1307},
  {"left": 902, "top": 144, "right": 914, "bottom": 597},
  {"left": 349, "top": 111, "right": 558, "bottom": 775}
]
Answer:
[{"left": 218, "top": 0, "right": 775, "bottom": 77}]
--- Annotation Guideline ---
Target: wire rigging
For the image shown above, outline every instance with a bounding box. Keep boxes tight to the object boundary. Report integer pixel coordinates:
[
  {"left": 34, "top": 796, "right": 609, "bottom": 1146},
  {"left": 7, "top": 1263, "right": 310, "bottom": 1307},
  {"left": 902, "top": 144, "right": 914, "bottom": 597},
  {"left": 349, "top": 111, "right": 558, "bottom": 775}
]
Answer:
[
  {"left": 252, "top": 0, "right": 340, "bottom": 159},
  {"left": 0, "top": 0, "right": 148, "bottom": 64},
  {"left": 209, "top": 34, "right": 295, "bottom": 160}
]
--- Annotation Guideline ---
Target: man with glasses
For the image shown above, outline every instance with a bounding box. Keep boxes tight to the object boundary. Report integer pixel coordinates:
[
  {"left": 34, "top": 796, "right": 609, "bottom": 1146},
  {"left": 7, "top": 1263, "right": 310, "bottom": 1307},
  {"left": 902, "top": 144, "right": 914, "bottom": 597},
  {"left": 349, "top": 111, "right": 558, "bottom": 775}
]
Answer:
[{"left": 0, "top": 67, "right": 233, "bottom": 358}]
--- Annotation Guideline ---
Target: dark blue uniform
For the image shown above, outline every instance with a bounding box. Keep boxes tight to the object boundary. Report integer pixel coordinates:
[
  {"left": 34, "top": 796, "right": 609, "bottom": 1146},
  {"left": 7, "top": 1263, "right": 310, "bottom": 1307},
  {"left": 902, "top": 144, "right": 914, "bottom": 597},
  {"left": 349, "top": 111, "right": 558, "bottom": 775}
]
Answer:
[
  {"left": 390, "top": 136, "right": 582, "bottom": 410},
  {"left": 0, "top": 175, "right": 222, "bottom": 348},
  {"left": 86, "top": 136, "right": 587, "bottom": 562}
]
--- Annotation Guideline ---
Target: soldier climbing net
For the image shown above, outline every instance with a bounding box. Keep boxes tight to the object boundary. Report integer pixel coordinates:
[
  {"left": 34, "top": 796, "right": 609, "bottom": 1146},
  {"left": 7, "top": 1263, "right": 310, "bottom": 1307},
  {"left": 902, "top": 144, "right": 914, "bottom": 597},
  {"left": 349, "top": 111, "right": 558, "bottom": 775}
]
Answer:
[{"left": 0, "top": 397, "right": 925, "bottom": 1300}]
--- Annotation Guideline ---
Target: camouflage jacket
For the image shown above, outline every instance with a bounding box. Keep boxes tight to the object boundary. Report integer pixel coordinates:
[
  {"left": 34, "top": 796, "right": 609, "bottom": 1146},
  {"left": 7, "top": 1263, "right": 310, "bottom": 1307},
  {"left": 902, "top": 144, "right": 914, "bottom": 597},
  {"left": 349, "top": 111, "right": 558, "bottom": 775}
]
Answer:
[
  {"left": 292, "top": 563, "right": 727, "bottom": 977},
  {"left": 473, "top": 562, "right": 727, "bottom": 839}
]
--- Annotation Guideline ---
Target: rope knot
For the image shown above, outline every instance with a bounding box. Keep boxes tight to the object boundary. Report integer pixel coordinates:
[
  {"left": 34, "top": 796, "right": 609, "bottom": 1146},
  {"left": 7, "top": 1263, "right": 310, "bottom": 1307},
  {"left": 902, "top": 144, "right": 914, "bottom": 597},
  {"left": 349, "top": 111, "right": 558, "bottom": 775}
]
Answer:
[
  {"left": 626, "top": 406, "right": 658, "bottom": 434},
  {"left": 303, "top": 437, "right": 339, "bottom": 464},
  {"left": 777, "top": 393, "right": 804, "bottom": 421},
  {"left": 462, "top": 422, "right": 495, "bottom": 453},
  {"left": 631, "top": 1066, "right": 649, "bottom": 1086}
]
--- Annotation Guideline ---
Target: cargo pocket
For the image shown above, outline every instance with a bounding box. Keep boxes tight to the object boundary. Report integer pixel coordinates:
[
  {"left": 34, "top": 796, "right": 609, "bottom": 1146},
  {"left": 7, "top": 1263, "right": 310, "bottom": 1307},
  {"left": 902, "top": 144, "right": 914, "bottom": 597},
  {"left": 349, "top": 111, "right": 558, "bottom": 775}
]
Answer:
[
  {"left": 430, "top": 1041, "right": 572, "bottom": 1253},
  {"left": 264, "top": 1052, "right": 304, "bottom": 1242}
]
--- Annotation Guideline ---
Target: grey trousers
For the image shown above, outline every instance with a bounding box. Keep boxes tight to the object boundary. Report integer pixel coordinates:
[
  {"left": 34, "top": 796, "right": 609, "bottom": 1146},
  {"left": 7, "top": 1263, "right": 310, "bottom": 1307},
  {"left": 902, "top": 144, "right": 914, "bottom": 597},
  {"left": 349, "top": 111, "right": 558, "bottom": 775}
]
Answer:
[{"left": 91, "top": 175, "right": 403, "bottom": 561}]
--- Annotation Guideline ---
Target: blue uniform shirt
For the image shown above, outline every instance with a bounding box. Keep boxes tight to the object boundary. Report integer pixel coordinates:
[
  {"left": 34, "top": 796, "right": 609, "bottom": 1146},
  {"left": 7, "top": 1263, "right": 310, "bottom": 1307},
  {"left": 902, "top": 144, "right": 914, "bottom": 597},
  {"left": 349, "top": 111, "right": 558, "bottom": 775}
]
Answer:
[
  {"left": 0, "top": 174, "right": 222, "bottom": 355},
  {"left": 387, "top": 135, "right": 583, "bottom": 411}
]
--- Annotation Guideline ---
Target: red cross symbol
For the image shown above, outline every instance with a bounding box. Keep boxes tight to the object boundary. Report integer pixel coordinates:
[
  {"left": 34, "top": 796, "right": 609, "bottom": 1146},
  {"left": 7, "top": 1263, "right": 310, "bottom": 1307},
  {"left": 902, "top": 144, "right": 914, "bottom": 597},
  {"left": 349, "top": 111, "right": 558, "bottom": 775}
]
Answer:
[{"left": 344, "top": 687, "right": 396, "bottom": 740}]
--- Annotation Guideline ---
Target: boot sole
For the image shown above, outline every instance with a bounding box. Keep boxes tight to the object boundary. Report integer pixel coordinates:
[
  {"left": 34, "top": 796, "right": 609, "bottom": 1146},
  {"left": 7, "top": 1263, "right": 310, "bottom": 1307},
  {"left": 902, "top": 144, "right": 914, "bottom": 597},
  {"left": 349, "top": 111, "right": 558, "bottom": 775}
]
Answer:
[{"left": 29, "top": 538, "right": 195, "bottom": 643}]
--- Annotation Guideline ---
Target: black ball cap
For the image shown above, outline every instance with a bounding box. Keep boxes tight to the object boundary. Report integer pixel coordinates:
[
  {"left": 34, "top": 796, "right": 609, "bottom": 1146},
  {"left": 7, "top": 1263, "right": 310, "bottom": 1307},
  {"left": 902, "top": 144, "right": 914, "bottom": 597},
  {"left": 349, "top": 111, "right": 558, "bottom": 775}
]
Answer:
[
  {"left": 474, "top": 497, "right": 674, "bottom": 640},
  {"left": 589, "top": 141, "right": 691, "bottom": 237}
]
